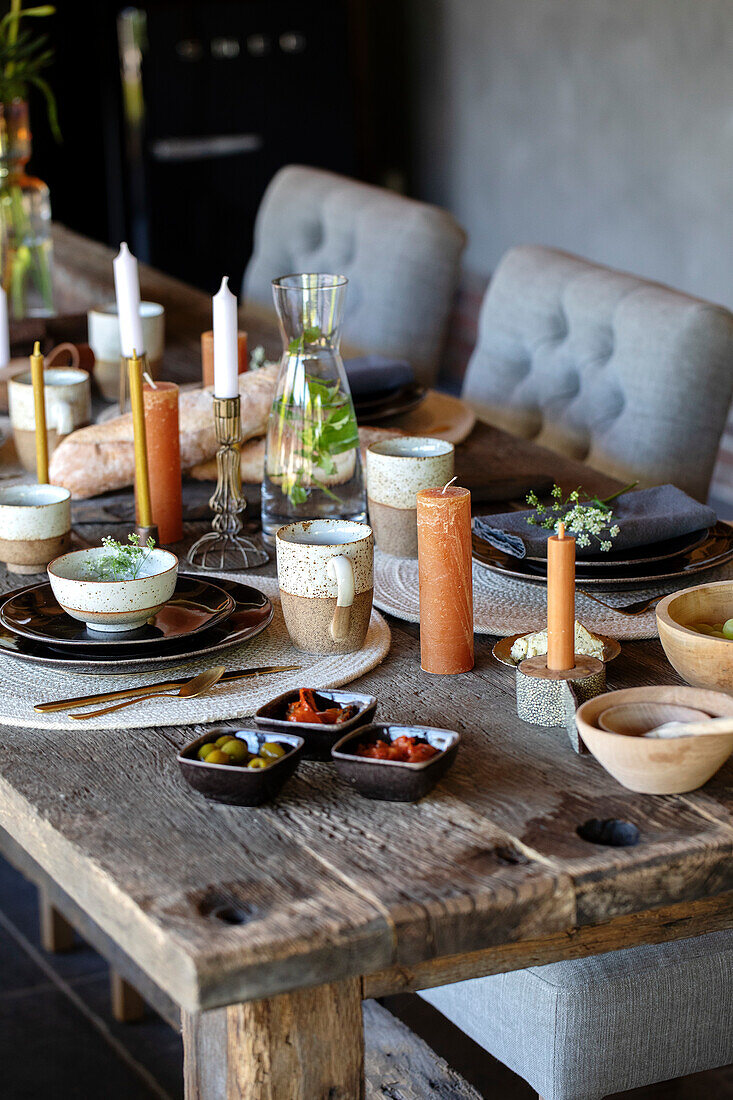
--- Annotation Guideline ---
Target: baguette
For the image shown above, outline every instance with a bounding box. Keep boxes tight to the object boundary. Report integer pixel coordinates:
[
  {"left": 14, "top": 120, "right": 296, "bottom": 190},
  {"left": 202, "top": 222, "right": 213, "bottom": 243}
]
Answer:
[
  {"left": 189, "top": 426, "right": 405, "bottom": 484},
  {"left": 49, "top": 365, "right": 278, "bottom": 499}
]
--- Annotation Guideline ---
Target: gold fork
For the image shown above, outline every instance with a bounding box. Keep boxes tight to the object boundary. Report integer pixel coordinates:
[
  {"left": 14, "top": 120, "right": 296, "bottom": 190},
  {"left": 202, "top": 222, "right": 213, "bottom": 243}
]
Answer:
[{"left": 577, "top": 590, "right": 662, "bottom": 617}]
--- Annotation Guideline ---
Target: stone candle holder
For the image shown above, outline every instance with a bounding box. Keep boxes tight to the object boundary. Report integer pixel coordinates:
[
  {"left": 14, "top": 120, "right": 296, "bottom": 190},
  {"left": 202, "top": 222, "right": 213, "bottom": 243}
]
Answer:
[{"left": 515, "top": 654, "right": 607, "bottom": 754}]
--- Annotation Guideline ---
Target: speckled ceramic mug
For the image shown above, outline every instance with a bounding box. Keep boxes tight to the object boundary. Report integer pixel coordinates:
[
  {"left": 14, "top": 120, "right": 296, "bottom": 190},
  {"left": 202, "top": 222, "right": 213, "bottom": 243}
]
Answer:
[
  {"left": 366, "top": 437, "right": 454, "bottom": 558},
  {"left": 9, "top": 367, "right": 91, "bottom": 472},
  {"left": 276, "top": 519, "right": 374, "bottom": 654},
  {"left": 0, "top": 484, "right": 71, "bottom": 575}
]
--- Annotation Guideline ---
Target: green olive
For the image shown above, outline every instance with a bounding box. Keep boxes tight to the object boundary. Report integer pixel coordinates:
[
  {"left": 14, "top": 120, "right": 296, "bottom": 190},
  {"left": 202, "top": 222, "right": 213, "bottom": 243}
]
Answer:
[
  {"left": 261, "top": 742, "right": 286, "bottom": 759},
  {"left": 220, "top": 739, "right": 249, "bottom": 763},
  {"left": 247, "top": 757, "right": 269, "bottom": 769},
  {"left": 197, "top": 742, "right": 217, "bottom": 760},
  {"left": 215, "top": 734, "right": 233, "bottom": 747},
  {"left": 205, "top": 749, "right": 231, "bottom": 765}
]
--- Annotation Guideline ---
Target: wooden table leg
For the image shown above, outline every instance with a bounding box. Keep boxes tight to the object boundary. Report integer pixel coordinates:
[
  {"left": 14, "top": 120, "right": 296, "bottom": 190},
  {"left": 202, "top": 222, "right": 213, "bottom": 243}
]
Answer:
[
  {"left": 182, "top": 978, "right": 364, "bottom": 1100},
  {"left": 39, "top": 888, "right": 75, "bottom": 952},
  {"left": 110, "top": 970, "right": 146, "bottom": 1023}
]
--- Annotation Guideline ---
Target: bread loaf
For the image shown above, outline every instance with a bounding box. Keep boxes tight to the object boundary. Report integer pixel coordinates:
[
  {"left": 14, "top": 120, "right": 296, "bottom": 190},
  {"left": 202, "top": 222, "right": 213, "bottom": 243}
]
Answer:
[{"left": 49, "top": 366, "right": 278, "bottom": 498}]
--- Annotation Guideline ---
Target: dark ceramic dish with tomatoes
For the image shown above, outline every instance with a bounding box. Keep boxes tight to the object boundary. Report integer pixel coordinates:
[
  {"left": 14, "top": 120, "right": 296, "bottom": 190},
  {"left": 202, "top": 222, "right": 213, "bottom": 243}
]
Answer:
[
  {"left": 254, "top": 688, "right": 377, "bottom": 761},
  {"left": 331, "top": 723, "right": 460, "bottom": 802},
  {"left": 178, "top": 728, "right": 304, "bottom": 806}
]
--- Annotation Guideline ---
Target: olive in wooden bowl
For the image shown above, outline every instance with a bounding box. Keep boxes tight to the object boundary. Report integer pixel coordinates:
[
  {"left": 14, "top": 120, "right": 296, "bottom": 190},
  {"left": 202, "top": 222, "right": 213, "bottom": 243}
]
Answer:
[
  {"left": 657, "top": 580, "right": 733, "bottom": 692},
  {"left": 178, "top": 728, "right": 304, "bottom": 806}
]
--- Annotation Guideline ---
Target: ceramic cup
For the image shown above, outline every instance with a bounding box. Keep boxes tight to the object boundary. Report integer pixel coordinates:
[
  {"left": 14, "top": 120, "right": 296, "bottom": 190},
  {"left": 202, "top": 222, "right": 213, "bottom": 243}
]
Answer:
[
  {"left": 0, "top": 484, "right": 71, "bottom": 574},
  {"left": 276, "top": 519, "right": 374, "bottom": 654},
  {"left": 8, "top": 368, "right": 91, "bottom": 473},
  {"left": 87, "top": 302, "right": 165, "bottom": 401},
  {"left": 366, "top": 437, "right": 454, "bottom": 558}
]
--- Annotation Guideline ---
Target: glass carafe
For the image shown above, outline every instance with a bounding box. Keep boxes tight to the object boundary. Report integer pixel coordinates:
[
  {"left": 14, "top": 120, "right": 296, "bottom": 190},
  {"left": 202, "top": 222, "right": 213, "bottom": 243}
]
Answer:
[
  {"left": 262, "top": 274, "right": 366, "bottom": 541},
  {"left": 0, "top": 100, "right": 53, "bottom": 319}
]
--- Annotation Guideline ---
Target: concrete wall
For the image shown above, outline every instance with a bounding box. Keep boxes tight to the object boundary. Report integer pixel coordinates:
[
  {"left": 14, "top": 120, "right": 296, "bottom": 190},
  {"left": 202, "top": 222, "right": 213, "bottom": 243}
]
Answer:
[{"left": 408, "top": 0, "right": 733, "bottom": 307}]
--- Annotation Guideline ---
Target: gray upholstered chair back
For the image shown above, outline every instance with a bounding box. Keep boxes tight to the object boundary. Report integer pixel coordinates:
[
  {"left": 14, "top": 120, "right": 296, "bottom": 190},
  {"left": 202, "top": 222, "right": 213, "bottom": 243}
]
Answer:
[
  {"left": 243, "top": 166, "right": 466, "bottom": 385},
  {"left": 462, "top": 245, "right": 733, "bottom": 500}
]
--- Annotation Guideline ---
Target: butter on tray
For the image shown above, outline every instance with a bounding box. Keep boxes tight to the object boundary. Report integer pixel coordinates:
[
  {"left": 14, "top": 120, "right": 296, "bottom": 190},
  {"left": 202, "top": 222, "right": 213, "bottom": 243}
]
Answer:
[{"left": 510, "top": 622, "right": 605, "bottom": 663}]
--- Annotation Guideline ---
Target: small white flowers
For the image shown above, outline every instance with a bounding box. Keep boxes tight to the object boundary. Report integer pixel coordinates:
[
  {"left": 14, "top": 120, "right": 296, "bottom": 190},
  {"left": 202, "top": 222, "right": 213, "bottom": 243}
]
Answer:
[{"left": 524, "top": 481, "right": 635, "bottom": 552}]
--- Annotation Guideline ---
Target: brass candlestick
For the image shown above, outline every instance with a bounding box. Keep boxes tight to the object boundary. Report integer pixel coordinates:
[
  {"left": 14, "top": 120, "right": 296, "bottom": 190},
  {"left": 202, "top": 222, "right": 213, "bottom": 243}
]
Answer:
[{"left": 187, "top": 395, "right": 268, "bottom": 570}]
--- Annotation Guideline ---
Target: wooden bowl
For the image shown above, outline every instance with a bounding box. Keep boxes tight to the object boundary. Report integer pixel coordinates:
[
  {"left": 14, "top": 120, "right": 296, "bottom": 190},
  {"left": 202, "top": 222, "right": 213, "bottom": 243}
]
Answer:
[
  {"left": 657, "top": 581, "right": 733, "bottom": 692},
  {"left": 576, "top": 686, "right": 733, "bottom": 793},
  {"left": 597, "top": 702, "right": 709, "bottom": 735}
]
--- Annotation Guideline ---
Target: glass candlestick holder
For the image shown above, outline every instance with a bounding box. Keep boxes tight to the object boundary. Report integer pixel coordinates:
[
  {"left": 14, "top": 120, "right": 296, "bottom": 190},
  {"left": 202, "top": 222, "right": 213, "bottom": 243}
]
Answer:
[{"left": 187, "top": 395, "right": 269, "bottom": 571}]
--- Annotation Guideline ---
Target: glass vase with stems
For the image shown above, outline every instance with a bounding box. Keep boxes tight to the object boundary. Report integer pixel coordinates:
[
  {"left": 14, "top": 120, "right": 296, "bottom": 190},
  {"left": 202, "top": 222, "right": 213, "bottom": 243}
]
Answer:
[
  {"left": 261, "top": 273, "right": 366, "bottom": 542},
  {"left": 0, "top": 97, "right": 52, "bottom": 318}
]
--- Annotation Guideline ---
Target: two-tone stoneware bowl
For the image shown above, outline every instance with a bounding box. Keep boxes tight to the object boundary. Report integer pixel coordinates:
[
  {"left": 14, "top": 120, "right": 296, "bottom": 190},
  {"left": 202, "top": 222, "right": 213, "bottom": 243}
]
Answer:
[
  {"left": 47, "top": 546, "right": 178, "bottom": 633},
  {"left": 0, "top": 484, "right": 71, "bottom": 575}
]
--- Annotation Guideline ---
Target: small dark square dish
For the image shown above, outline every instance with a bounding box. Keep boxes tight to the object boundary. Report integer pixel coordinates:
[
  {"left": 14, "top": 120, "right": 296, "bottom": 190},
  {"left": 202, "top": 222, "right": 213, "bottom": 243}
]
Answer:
[
  {"left": 331, "top": 723, "right": 459, "bottom": 801},
  {"left": 254, "top": 688, "right": 377, "bottom": 761},
  {"left": 178, "top": 728, "right": 303, "bottom": 806}
]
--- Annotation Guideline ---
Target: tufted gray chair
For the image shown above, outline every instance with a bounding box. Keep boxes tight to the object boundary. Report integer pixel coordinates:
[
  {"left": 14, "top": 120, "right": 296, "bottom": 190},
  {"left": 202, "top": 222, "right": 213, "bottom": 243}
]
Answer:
[
  {"left": 243, "top": 165, "right": 467, "bottom": 386},
  {"left": 462, "top": 245, "right": 733, "bottom": 501}
]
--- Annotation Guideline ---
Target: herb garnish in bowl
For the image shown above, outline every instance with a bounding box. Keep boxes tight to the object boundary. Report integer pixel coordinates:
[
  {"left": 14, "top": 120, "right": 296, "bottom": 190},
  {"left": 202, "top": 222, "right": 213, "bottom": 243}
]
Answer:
[{"left": 84, "top": 534, "right": 156, "bottom": 581}]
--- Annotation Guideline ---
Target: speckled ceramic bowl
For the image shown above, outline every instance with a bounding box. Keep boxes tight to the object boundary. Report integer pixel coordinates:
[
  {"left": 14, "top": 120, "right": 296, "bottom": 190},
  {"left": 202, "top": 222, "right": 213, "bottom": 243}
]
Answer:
[{"left": 47, "top": 546, "right": 178, "bottom": 633}]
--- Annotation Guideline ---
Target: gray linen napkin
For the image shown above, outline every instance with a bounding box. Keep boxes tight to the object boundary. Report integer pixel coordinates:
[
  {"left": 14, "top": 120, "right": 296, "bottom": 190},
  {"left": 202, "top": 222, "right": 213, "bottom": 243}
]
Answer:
[{"left": 473, "top": 484, "right": 716, "bottom": 559}]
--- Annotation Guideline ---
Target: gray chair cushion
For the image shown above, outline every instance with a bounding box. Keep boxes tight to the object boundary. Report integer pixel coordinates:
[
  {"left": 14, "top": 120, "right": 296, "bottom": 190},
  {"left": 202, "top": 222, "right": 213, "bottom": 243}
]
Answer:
[
  {"left": 420, "top": 931, "right": 733, "bottom": 1100},
  {"left": 243, "top": 165, "right": 466, "bottom": 385},
  {"left": 462, "top": 246, "right": 733, "bottom": 500}
]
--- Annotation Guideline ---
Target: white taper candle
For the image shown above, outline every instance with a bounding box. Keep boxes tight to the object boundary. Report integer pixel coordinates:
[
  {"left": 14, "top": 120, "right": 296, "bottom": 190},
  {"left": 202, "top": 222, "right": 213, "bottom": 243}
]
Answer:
[
  {"left": 113, "top": 242, "right": 145, "bottom": 358},
  {"left": 213, "top": 275, "right": 239, "bottom": 398}
]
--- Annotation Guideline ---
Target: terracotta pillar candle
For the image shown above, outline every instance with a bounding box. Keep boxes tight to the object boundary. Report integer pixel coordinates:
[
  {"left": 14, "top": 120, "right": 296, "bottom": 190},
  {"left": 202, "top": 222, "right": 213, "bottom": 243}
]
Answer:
[
  {"left": 127, "top": 350, "right": 153, "bottom": 529},
  {"left": 201, "top": 330, "right": 247, "bottom": 388},
  {"left": 30, "top": 341, "right": 48, "bottom": 483},
  {"left": 416, "top": 485, "right": 474, "bottom": 674},
  {"left": 547, "top": 521, "right": 575, "bottom": 670},
  {"left": 143, "top": 381, "right": 183, "bottom": 544}
]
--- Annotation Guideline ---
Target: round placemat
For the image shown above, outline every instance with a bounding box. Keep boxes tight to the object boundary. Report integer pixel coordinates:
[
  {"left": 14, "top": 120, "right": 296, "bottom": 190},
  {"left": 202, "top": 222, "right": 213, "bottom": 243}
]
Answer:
[
  {"left": 373, "top": 550, "right": 733, "bottom": 640},
  {"left": 6, "top": 576, "right": 391, "bottom": 731}
]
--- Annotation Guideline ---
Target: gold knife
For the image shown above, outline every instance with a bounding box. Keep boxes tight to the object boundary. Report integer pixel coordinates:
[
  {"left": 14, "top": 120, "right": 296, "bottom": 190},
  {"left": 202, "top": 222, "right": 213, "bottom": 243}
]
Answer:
[{"left": 35, "top": 665, "right": 302, "bottom": 713}]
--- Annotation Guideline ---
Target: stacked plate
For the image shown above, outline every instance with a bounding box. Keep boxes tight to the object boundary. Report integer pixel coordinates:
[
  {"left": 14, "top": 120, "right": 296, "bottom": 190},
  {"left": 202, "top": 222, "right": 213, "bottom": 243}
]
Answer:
[
  {"left": 0, "top": 573, "right": 273, "bottom": 674},
  {"left": 353, "top": 382, "right": 426, "bottom": 423},
  {"left": 472, "top": 523, "right": 733, "bottom": 591}
]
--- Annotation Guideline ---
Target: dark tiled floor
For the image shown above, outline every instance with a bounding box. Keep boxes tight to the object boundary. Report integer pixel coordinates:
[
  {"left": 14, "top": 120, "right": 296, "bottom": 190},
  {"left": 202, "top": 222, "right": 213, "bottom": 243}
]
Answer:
[{"left": 1, "top": 853, "right": 732, "bottom": 1099}]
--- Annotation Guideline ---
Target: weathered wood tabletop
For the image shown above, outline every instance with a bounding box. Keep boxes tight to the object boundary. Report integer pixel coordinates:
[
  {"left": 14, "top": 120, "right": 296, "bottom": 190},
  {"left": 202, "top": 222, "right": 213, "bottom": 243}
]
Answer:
[{"left": 1, "top": 226, "right": 732, "bottom": 1099}]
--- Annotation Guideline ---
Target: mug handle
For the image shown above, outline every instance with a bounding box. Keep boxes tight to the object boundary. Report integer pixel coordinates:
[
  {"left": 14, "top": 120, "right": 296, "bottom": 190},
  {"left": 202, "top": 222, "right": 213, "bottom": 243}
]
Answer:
[
  {"left": 54, "top": 400, "right": 74, "bottom": 439},
  {"left": 327, "top": 554, "right": 355, "bottom": 642}
]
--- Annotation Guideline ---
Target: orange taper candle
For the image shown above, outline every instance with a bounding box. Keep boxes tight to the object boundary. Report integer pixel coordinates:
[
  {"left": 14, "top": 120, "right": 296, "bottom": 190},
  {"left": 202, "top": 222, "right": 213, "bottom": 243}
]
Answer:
[
  {"left": 547, "top": 521, "right": 575, "bottom": 670},
  {"left": 201, "top": 330, "right": 248, "bottom": 388},
  {"left": 143, "top": 380, "right": 183, "bottom": 544},
  {"left": 416, "top": 485, "right": 474, "bottom": 674}
]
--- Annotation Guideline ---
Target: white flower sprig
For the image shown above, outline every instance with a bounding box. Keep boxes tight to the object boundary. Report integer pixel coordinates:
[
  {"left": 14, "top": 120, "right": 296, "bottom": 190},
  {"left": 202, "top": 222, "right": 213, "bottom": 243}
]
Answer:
[{"left": 525, "top": 482, "right": 636, "bottom": 551}]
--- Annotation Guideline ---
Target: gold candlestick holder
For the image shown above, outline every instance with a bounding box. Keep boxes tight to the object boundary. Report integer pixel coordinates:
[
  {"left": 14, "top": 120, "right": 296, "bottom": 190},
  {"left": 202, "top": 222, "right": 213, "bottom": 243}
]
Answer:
[{"left": 187, "top": 395, "right": 269, "bottom": 570}]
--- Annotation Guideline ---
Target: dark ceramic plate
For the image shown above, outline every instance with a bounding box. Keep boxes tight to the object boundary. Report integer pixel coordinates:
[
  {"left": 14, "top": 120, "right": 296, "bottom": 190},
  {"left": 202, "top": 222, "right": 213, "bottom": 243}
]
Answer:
[
  {"left": 0, "top": 575, "right": 273, "bottom": 675},
  {"left": 472, "top": 522, "right": 733, "bottom": 591},
  {"left": 0, "top": 576, "right": 236, "bottom": 648},
  {"left": 524, "top": 527, "right": 710, "bottom": 569},
  {"left": 254, "top": 688, "right": 377, "bottom": 761},
  {"left": 353, "top": 382, "right": 427, "bottom": 423},
  {"left": 178, "top": 728, "right": 304, "bottom": 805},
  {"left": 332, "top": 723, "right": 460, "bottom": 801}
]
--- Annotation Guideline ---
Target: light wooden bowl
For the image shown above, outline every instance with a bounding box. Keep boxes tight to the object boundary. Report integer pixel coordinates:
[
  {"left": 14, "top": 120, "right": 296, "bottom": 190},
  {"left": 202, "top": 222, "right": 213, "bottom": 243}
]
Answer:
[
  {"left": 576, "top": 686, "right": 733, "bottom": 793},
  {"left": 657, "top": 581, "right": 733, "bottom": 692},
  {"left": 597, "top": 702, "right": 709, "bottom": 735}
]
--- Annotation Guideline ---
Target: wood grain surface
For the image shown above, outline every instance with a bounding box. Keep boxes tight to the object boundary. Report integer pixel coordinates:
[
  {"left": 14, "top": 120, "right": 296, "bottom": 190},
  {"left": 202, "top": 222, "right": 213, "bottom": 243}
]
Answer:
[{"left": 1, "top": 225, "right": 730, "bottom": 1021}]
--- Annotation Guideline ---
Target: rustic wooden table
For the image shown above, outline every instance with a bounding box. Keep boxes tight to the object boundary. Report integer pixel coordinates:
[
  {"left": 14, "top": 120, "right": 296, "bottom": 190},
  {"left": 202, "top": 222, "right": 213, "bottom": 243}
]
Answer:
[{"left": 0, "top": 226, "right": 732, "bottom": 1099}]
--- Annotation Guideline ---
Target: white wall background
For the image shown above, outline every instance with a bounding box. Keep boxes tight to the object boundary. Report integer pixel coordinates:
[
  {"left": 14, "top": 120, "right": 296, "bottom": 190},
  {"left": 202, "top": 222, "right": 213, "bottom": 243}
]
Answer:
[{"left": 408, "top": 0, "right": 733, "bottom": 307}]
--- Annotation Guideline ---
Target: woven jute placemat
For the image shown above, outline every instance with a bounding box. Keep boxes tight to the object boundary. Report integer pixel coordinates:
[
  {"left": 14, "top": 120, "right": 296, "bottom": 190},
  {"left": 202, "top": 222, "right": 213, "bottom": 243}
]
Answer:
[
  {"left": 7, "top": 576, "right": 391, "bottom": 731},
  {"left": 373, "top": 551, "right": 733, "bottom": 641}
]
